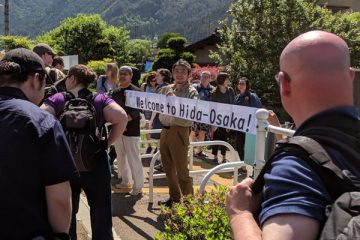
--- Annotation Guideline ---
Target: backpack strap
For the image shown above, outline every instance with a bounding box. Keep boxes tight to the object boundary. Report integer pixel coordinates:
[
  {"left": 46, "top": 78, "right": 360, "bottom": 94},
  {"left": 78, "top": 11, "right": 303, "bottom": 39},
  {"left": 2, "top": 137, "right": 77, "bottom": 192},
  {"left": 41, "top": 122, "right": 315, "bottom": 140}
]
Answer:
[
  {"left": 143, "top": 83, "right": 148, "bottom": 92},
  {"left": 252, "top": 136, "right": 360, "bottom": 199}
]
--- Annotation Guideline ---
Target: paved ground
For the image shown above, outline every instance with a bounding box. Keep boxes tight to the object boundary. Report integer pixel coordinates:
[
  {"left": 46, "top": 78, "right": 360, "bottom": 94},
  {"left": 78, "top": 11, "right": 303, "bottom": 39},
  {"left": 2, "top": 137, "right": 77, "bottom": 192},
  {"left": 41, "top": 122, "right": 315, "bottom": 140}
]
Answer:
[{"left": 76, "top": 148, "right": 243, "bottom": 239}]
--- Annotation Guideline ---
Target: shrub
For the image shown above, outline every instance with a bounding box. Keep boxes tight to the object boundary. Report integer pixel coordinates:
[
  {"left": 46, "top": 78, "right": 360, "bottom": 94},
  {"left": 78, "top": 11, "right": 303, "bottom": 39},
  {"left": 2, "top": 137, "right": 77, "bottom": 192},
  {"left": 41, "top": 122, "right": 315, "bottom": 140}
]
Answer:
[
  {"left": 0, "top": 35, "right": 34, "bottom": 51},
  {"left": 155, "top": 186, "right": 231, "bottom": 240},
  {"left": 157, "top": 32, "right": 181, "bottom": 49},
  {"left": 87, "top": 58, "right": 113, "bottom": 76},
  {"left": 167, "top": 37, "right": 187, "bottom": 52}
]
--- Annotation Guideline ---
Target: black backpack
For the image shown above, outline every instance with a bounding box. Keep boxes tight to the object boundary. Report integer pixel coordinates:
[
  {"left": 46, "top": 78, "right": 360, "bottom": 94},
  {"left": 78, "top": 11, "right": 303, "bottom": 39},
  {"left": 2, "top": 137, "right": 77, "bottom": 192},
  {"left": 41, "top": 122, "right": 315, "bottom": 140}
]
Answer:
[
  {"left": 59, "top": 91, "right": 106, "bottom": 172},
  {"left": 253, "top": 134, "right": 360, "bottom": 239}
]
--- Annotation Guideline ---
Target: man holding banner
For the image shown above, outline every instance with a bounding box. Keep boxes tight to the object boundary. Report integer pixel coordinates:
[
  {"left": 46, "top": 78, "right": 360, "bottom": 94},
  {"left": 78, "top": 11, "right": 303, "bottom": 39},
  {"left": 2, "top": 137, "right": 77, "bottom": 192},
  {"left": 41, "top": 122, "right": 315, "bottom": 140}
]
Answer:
[{"left": 158, "top": 59, "right": 199, "bottom": 207}]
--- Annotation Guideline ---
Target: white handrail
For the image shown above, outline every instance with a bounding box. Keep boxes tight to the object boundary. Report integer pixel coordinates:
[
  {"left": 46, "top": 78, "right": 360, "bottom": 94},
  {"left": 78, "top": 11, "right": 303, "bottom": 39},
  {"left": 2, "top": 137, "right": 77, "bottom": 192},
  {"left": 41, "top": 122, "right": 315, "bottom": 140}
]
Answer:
[
  {"left": 198, "top": 108, "right": 296, "bottom": 193},
  {"left": 267, "top": 125, "right": 295, "bottom": 137},
  {"left": 140, "top": 129, "right": 162, "bottom": 134},
  {"left": 199, "top": 162, "right": 246, "bottom": 194},
  {"left": 148, "top": 140, "right": 240, "bottom": 203}
]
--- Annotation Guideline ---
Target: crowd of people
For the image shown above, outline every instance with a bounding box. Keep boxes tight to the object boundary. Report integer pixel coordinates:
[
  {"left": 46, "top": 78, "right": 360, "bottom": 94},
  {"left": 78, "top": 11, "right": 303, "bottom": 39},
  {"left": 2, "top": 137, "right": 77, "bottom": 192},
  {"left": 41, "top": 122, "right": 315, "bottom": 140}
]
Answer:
[{"left": 0, "top": 29, "right": 358, "bottom": 240}]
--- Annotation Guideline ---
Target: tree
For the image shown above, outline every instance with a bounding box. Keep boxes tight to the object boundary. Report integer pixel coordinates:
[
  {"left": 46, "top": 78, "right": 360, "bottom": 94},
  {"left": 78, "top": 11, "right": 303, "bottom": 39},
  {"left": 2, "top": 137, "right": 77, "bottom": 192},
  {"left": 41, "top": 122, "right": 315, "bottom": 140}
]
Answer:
[
  {"left": 0, "top": 35, "right": 34, "bottom": 51},
  {"left": 36, "top": 14, "right": 130, "bottom": 64},
  {"left": 103, "top": 25, "right": 131, "bottom": 65},
  {"left": 127, "top": 39, "right": 152, "bottom": 66},
  {"left": 152, "top": 36, "right": 195, "bottom": 71},
  {"left": 167, "top": 37, "right": 186, "bottom": 52},
  {"left": 157, "top": 32, "right": 181, "bottom": 48},
  {"left": 214, "top": 0, "right": 360, "bottom": 119}
]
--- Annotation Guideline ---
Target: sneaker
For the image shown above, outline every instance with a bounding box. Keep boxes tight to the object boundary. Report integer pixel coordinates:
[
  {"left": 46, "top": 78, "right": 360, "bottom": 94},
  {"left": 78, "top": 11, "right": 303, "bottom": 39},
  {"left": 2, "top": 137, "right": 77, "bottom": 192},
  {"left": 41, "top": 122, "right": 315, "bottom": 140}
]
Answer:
[
  {"left": 115, "top": 183, "right": 132, "bottom": 189},
  {"left": 111, "top": 165, "right": 118, "bottom": 171},
  {"left": 146, "top": 146, "right": 153, "bottom": 154},
  {"left": 153, "top": 147, "right": 158, "bottom": 154},
  {"left": 154, "top": 163, "right": 164, "bottom": 172},
  {"left": 129, "top": 188, "right": 143, "bottom": 196},
  {"left": 221, "top": 155, "right": 227, "bottom": 164},
  {"left": 158, "top": 198, "right": 179, "bottom": 208},
  {"left": 197, "top": 151, "right": 207, "bottom": 157}
]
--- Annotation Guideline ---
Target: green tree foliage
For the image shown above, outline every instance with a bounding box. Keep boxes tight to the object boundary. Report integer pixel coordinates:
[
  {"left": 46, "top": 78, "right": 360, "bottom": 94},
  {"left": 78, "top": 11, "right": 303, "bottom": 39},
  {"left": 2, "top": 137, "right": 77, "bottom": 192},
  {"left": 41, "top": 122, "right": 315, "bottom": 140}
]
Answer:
[
  {"left": 127, "top": 39, "right": 152, "bottom": 65},
  {"left": 156, "top": 186, "right": 231, "bottom": 240},
  {"left": 6, "top": 0, "right": 233, "bottom": 43},
  {"left": 167, "top": 37, "right": 187, "bottom": 52},
  {"left": 103, "top": 25, "right": 131, "bottom": 65},
  {"left": 37, "top": 14, "right": 130, "bottom": 64},
  {"left": 0, "top": 35, "right": 34, "bottom": 51},
  {"left": 157, "top": 32, "right": 181, "bottom": 49},
  {"left": 153, "top": 36, "right": 195, "bottom": 71},
  {"left": 87, "top": 58, "right": 113, "bottom": 76},
  {"left": 214, "top": 0, "right": 360, "bottom": 118}
]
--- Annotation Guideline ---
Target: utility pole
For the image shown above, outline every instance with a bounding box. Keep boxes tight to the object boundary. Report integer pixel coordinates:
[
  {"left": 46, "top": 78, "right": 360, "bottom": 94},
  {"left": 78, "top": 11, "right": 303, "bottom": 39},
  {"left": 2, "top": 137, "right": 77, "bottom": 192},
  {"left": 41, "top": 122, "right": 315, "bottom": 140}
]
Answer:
[{"left": 4, "top": 0, "right": 9, "bottom": 35}]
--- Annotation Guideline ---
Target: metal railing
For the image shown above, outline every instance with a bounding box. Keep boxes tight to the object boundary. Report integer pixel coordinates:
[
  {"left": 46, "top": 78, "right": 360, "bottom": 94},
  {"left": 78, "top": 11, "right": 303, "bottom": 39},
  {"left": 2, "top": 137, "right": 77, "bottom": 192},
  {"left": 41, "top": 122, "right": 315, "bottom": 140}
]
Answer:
[
  {"left": 198, "top": 109, "right": 296, "bottom": 194},
  {"left": 148, "top": 140, "right": 241, "bottom": 203},
  {"left": 139, "top": 129, "right": 161, "bottom": 159}
]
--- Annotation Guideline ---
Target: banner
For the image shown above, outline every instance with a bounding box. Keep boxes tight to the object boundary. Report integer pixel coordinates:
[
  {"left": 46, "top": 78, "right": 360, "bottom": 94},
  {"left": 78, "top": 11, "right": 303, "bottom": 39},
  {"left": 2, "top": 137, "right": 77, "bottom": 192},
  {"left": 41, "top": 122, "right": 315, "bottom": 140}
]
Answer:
[{"left": 125, "top": 90, "right": 259, "bottom": 134}]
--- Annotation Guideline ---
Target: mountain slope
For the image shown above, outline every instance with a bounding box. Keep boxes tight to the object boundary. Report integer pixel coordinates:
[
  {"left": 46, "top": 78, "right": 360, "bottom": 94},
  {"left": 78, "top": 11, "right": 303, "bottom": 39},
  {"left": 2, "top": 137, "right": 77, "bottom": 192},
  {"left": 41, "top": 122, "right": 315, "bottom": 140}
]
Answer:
[{"left": 5, "top": 0, "right": 232, "bottom": 42}]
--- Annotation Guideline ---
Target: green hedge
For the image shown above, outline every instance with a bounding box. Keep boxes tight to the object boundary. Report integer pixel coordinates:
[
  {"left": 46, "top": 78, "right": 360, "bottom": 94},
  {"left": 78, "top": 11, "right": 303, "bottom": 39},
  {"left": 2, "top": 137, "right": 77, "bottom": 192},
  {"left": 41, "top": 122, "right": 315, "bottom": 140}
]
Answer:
[{"left": 156, "top": 186, "right": 231, "bottom": 240}]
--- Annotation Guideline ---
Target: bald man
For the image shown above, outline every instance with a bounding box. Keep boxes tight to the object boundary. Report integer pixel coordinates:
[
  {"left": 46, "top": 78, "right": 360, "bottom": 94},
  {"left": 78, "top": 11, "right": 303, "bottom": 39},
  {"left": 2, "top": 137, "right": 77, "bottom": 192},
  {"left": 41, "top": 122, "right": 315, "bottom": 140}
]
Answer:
[{"left": 225, "top": 31, "right": 359, "bottom": 239}]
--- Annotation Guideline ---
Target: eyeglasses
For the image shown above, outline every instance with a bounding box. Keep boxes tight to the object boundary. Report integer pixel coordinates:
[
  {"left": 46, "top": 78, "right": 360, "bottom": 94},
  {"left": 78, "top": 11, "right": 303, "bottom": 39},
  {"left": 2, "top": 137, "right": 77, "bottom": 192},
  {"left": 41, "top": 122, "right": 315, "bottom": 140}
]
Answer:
[
  {"left": 238, "top": 82, "right": 246, "bottom": 86},
  {"left": 274, "top": 71, "right": 291, "bottom": 85}
]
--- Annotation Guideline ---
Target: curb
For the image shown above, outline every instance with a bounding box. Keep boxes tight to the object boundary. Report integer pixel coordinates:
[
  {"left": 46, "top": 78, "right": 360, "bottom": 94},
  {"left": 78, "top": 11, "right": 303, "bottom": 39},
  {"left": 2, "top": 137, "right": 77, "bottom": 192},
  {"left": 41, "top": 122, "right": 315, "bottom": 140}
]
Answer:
[{"left": 78, "top": 194, "right": 121, "bottom": 240}]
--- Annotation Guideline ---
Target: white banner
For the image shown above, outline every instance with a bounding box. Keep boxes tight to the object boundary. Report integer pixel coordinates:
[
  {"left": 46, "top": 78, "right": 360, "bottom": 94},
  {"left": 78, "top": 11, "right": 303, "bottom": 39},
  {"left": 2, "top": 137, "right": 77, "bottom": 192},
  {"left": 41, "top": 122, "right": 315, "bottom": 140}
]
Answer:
[{"left": 125, "top": 90, "right": 258, "bottom": 134}]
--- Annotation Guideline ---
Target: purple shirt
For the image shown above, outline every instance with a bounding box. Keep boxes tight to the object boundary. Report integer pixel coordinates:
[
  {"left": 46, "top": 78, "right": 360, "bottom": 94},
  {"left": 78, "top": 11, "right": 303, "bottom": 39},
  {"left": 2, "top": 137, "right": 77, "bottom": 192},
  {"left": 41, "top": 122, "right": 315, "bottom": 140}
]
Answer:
[{"left": 44, "top": 92, "right": 114, "bottom": 127}]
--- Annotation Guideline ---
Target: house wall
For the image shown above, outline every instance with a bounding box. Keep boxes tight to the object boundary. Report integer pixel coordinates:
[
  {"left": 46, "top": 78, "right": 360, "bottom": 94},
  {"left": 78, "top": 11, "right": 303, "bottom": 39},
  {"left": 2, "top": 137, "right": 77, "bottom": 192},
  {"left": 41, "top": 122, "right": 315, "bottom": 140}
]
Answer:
[
  {"left": 193, "top": 45, "right": 219, "bottom": 66},
  {"left": 318, "top": 0, "right": 360, "bottom": 11}
]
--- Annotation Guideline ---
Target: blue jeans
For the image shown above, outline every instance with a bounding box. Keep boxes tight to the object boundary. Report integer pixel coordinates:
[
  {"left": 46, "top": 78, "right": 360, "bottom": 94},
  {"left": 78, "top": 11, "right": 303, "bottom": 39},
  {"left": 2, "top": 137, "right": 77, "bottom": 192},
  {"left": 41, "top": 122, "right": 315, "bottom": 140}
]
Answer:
[{"left": 69, "top": 151, "right": 113, "bottom": 240}]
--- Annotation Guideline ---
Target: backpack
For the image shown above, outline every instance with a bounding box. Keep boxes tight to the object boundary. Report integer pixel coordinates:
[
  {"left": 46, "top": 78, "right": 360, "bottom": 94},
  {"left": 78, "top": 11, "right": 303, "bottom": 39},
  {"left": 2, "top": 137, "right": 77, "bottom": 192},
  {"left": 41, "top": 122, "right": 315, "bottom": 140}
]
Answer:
[
  {"left": 43, "top": 77, "right": 67, "bottom": 102},
  {"left": 59, "top": 91, "right": 106, "bottom": 172},
  {"left": 253, "top": 135, "right": 360, "bottom": 239},
  {"left": 100, "top": 75, "right": 108, "bottom": 93},
  {"left": 194, "top": 83, "right": 213, "bottom": 101}
]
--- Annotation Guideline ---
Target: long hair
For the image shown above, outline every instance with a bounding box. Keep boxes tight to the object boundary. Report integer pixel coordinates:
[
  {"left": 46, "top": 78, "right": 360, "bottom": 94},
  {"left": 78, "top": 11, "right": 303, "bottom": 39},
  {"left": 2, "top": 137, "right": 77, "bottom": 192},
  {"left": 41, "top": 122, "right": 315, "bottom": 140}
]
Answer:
[
  {"left": 238, "top": 76, "right": 250, "bottom": 92},
  {"left": 105, "top": 63, "right": 118, "bottom": 81},
  {"left": 213, "top": 72, "right": 229, "bottom": 93}
]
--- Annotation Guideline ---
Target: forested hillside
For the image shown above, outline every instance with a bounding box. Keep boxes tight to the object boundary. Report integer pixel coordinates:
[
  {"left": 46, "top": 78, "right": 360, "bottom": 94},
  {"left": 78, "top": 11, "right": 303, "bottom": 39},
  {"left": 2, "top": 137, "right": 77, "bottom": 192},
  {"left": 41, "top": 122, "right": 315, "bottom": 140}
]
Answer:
[{"left": 4, "top": 0, "right": 232, "bottom": 42}]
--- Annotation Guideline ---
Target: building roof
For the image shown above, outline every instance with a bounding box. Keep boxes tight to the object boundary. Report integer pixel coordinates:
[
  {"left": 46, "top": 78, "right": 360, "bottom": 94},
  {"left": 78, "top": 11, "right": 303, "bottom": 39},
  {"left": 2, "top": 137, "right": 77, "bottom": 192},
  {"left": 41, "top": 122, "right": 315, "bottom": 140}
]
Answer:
[{"left": 185, "top": 31, "right": 221, "bottom": 52}]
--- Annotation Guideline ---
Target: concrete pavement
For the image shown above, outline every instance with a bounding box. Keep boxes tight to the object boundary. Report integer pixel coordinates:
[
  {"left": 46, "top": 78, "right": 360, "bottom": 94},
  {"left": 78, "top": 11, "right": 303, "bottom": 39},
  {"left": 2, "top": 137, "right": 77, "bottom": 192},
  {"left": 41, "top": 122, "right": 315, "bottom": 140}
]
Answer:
[{"left": 76, "top": 149, "right": 242, "bottom": 239}]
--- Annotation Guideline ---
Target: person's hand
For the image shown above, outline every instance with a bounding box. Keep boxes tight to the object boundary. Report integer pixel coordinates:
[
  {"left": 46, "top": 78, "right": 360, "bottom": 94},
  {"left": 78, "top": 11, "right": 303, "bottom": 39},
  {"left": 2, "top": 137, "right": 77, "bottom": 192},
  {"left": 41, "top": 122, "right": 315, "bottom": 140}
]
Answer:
[
  {"left": 226, "top": 178, "right": 262, "bottom": 220},
  {"left": 166, "top": 91, "right": 175, "bottom": 96},
  {"left": 148, "top": 120, "right": 153, "bottom": 129},
  {"left": 267, "top": 110, "right": 280, "bottom": 127}
]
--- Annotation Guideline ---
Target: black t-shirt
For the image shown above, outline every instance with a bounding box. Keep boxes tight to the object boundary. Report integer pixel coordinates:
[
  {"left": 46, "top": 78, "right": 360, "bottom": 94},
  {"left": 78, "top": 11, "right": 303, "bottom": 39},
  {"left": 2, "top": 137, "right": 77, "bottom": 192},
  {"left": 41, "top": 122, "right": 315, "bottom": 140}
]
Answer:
[
  {"left": 111, "top": 84, "right": 141, "bottom": 136},
  {"left": 210, "top": 87, "right": 235, "bottom": 104},
  {"left": 0, "top": 87, "right": 78, "bottom": 239}
]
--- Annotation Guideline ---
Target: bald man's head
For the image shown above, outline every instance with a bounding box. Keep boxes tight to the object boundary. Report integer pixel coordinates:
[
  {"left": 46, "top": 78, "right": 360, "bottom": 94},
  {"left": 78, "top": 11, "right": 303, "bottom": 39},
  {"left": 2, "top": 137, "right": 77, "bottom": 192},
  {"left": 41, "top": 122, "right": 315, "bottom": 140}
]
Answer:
[
  {"left": 280, "top": 30, "right": 351, "bottom": 73},
  {"left": 278, "top": 30, "right": 355, "bottom": 126}
]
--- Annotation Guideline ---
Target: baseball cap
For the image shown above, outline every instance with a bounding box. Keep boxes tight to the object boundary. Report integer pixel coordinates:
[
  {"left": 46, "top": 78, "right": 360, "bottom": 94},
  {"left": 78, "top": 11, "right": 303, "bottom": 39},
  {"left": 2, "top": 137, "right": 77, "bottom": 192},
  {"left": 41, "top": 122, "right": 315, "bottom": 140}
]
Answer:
[
  {"left": 33, "top": 43, "right": 56, "bottom": 57},
  {"left": 119, "top": 66, "right": 133, "bottom": 74},
  {"left": 2, "top": 48, "right": 45, "bottom": 74}
]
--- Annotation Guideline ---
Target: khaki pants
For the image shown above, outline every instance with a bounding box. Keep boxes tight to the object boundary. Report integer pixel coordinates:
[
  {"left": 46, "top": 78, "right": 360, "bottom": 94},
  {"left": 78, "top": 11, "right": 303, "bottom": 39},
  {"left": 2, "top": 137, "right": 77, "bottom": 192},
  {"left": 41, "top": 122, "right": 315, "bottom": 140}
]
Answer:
[{"left": 160, "top": 126, "right": 193, "bottom": 201}]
